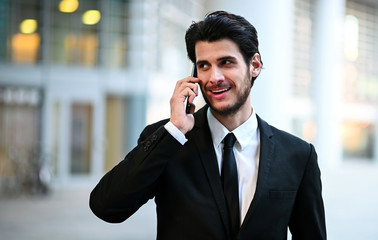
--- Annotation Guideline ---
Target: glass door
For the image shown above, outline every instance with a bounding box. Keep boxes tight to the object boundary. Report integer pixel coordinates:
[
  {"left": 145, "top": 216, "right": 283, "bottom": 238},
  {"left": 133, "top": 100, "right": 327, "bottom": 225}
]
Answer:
[{"left": 70, "top": 103, "right": 93, "bottom": 174}]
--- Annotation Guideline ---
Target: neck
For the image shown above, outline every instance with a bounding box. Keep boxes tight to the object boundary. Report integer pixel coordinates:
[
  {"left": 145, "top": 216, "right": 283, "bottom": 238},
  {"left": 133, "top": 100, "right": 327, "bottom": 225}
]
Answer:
[{"left": 210, "top": 100, "right": 253, "bottom": 131}]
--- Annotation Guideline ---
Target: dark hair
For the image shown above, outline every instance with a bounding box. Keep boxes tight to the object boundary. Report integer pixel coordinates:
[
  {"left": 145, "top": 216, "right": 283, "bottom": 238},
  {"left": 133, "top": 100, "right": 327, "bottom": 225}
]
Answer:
[{"left": 185, "top": 11, "right": 263, "bottom": 82}]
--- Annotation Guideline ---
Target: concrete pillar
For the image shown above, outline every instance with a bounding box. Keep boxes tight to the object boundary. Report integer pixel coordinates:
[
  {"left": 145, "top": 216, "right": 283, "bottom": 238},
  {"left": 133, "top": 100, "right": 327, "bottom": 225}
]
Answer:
[
  {"left": 312, "top": 0, "right": 345, "bottom": 167},
  {"left": 91, "top": 94, "right": 106, "bottom": 177},
  {"left": 375, "top": 6, "right": 378, "bottom": 164},
  {"left": 58, "top": 98, "right": 70, "bottom": 185}
]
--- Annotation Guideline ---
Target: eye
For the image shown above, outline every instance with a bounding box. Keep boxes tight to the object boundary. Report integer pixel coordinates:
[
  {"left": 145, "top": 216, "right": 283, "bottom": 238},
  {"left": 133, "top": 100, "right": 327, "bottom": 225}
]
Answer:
[
  {"left": 221, "top": 59, "right": 233, "bottom": 66},
  {"left": 198, "top": 63, "right": 209, "bottom": 70}
]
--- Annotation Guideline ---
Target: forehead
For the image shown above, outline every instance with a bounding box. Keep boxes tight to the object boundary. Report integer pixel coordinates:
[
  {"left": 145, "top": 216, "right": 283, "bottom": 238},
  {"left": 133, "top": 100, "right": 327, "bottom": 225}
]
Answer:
[{"left": 194, "top": 39, "right": 243, "bottom": 62}]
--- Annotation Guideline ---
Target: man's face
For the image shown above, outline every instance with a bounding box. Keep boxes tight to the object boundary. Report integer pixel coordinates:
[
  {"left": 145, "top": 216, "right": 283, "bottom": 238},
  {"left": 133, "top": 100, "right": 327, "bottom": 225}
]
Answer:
[{"left": 195, "top": 39, "right": 260, "bottom": 117}]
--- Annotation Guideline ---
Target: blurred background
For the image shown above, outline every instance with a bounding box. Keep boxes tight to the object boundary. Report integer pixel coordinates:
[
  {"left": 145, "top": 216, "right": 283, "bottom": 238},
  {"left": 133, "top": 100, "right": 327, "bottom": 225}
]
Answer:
[{"left": 0, "top": 0, "right": 377, "bottom": 239}]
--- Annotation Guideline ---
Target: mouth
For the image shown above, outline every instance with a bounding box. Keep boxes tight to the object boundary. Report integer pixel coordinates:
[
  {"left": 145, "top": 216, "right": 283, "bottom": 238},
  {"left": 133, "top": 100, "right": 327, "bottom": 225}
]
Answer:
[{"left": 210, "top": 87, "right": 231, "bottom": 95}]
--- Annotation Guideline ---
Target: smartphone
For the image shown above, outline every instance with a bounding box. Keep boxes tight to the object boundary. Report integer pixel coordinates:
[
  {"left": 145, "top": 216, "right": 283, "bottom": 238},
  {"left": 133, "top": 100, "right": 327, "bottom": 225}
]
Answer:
[{"left": 186, "top": 64, "right": 197, "bottom": 114}]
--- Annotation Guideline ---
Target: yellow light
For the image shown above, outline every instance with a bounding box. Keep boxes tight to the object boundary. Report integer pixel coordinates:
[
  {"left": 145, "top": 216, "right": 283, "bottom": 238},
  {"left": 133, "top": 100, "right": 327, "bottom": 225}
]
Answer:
[
  {"left": 59, "top": 0, "right": 79, "bottom": 13},
  {"left": 82, "top": 10, "right": 101, "bottom": 25},
  {"left": 20, "top": 19, "right": 38, "bottom": 34},
  {"left": 11, "top": 33, "right": 41, "bottom": 63}
]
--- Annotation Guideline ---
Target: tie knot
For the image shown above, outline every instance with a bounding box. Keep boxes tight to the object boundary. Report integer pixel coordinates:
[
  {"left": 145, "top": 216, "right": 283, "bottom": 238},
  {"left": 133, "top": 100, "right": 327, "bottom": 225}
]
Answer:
[{"left": 223, "top": 133, "right": 236, "bottom": 149}]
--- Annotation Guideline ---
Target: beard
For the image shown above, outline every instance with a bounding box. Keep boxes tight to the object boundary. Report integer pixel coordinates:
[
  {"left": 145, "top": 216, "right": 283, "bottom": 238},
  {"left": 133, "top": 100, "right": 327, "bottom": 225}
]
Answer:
[{"left": 201, "top": 70, "right": 252, "bottom": 117}]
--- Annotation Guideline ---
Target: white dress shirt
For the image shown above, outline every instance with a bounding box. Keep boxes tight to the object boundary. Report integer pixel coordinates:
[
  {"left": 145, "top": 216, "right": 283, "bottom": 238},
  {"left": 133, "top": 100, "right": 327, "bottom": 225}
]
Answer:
[
  {"left": 207, "top": 109, "right": 260, "bottom": 224},
  {"left": 164, "top": 108, "right": 260, "bottom": 224}
]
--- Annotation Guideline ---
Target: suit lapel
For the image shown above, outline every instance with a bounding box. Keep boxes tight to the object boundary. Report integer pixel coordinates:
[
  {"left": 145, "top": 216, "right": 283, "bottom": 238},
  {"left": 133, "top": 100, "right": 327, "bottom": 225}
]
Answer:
[
  {"left": 242, "top": 115, "right": 275, "bottom": 224},
  {"left": 187, "top": 108, "right": 275, "bottom": 234},
  {"left": 187, "top": 106, "right": 231, "bottom": 237}
]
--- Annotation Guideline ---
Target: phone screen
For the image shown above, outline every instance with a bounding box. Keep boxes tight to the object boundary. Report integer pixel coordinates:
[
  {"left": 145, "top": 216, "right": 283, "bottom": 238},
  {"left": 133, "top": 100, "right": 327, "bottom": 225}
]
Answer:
[{"left": 185, "top": 64, "right": 197, "bottom": 114}]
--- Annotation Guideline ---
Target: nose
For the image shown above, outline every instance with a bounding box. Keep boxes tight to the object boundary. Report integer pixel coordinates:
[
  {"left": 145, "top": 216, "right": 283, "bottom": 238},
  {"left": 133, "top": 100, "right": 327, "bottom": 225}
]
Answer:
[{"left": 209, "top": 67, "right": 225, "bottom": 85}]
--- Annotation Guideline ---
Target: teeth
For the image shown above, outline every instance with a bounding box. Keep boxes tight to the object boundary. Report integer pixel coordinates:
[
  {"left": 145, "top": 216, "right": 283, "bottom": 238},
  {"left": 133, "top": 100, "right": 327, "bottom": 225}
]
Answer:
[{"left": 211, "top": 88, "right": 230, "bottom": 94}]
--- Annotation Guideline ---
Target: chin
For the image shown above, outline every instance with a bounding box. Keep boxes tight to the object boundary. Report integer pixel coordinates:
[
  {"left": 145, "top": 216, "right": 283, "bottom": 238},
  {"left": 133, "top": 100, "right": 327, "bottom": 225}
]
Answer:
[{"left": 209, "top": 104, "right": 240, "bottom": 117}]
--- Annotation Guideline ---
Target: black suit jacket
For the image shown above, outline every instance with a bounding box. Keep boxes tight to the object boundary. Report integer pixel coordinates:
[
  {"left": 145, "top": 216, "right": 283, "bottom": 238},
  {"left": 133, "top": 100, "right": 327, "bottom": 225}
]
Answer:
[{"left": 90, "top": 106, "right": 326, "bottom": 239}]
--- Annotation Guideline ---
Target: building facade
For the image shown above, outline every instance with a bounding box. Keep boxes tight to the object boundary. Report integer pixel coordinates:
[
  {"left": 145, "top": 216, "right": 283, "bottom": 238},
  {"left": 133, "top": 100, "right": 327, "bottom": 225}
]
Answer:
[
  {"left": 210, "top": 0, "right": 378, "bottom": 167},
  {"left": 0, "top": 0, "right": 377, "bottom": 192},
  {"left": 0, "top": 0, "right": 204, "bottom": 191}
]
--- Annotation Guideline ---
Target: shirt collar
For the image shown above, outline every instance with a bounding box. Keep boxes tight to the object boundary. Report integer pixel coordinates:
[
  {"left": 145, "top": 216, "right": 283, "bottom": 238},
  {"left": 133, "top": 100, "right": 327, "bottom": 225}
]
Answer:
[{"left": 207, "top": 107, "right": 258, "bottom": 151}]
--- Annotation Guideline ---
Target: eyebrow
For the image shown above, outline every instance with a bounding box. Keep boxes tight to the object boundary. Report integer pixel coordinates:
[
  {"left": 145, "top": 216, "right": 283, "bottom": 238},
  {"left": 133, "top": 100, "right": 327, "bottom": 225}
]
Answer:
[
  {"left": 217, "top": 56, "right": 237, "bottom": 62},
  {"left": 196, "top": 56, "right": 238, "bottom": 66}
]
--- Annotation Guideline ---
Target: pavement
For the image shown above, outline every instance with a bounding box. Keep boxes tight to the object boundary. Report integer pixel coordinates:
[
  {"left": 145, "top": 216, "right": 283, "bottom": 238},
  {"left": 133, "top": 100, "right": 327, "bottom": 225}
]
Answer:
[
  {"left": 0, "top": 187, "right": 157, "bottom": 240},
  {"left": 1, "top": 162, "right": 378, "bottom": 240}
]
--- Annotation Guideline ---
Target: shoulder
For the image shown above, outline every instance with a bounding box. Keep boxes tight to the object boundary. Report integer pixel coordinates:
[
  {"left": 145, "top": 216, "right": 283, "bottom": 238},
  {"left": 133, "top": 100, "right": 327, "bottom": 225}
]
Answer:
[
  {"left": 273, "top": 125, "right": 310, "bottom": 148},
  {"left": 143, "top": 105, "right": 209, "bottom": 135},
  {"left": 146, "top": 118, "right": 170, "bottom": 131},
  {"left": 138, "top": 118, "right": 170, "bottom": 142},
  {"left": 257, "top": 115, "right": 313, "bottom": 154}
]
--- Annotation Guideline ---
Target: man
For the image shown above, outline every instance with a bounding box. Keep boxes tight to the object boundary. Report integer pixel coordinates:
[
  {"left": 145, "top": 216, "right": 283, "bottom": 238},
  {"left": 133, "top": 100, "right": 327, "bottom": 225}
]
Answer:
[{"left": 90, "top": 11, "right": 326, "bottom": 239}]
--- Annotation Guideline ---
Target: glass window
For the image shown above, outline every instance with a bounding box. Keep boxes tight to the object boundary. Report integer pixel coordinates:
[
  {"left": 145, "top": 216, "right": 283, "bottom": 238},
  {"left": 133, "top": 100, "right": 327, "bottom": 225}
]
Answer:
[
  {"left": 342, "top": 121, "right": 375, "bottom": 160},
  {"left": 2, "top": 0, "right": 42, "bottom": 64},
  {"left": 49, "top": 0, "right": 130, "bottom": 68},
  {"left": 101, "top": 0, "right": 130, "bottom": 68},
  {"left": 50, "top": 0, "right": 100, "bottom": 67},
  {"left": 293, "top": 0, "right": 315, "bottom": 98},
  {"left": 0, "top": 0, "right": 10, "bottom": 62},
  {"left": 344, "top": 1, "right": 378, "bottom": 103}
]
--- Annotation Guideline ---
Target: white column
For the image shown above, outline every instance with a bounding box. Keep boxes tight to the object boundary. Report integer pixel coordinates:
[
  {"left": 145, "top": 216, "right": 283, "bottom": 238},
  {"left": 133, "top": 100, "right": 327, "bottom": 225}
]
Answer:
[
  {"left": 375, "top": 6, "right": 378, "bottom": 165},
  {"left": 58, "top": 98, "right": 70, "bottom": 185},
  {"left": 91, "top": 94, "right": 106, "bottom": 178},
  {"left": 312, "top": 0, "right": 345, "bottom": 167}
]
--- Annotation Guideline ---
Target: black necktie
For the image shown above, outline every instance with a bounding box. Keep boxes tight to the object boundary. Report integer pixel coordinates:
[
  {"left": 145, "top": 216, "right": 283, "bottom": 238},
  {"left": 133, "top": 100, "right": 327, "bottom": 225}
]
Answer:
[{"left": 221, "top": 133, "right": 240, "bottom": 239}]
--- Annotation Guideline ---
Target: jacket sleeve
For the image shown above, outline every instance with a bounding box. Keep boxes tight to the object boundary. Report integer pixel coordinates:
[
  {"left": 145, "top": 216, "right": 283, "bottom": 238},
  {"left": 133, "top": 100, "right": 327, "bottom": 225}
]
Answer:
[
  {"left": 89, "top": 123, "right": 182, "bottom": 223},
  {"left": 289, "top": 144, "right": 327, "bottom": 239}
]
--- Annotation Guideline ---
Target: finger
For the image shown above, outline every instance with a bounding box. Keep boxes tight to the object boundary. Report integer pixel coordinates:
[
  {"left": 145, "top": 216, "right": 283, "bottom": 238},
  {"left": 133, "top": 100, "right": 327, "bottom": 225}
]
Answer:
[
  {"left": 178, "top": 76, "right": 199, "bottom": 85},
  {"left": 191, "top": 82, "right": 199, "bottom": 96},
  {"left": 186, "top": 86, "right": 198, "bottom": 104},
  {"left": 187, "top": 80, "right": 199, "bottom": 95},
  {"left": 189, "top": 76, "right": 200, "bottom": 82},
  {"left": 180, "top": 78, "right": 199, "bottom": 90},
  {"left": 173, "top": 77, "right": 199, "bottom": 105}
]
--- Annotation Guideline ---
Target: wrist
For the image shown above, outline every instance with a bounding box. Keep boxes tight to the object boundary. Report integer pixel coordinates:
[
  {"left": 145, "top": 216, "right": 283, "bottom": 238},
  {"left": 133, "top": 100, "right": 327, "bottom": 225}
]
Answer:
[
  {"left": 164, "top": 121, "right": 188, "bottom": 145},
  {"left": 169, "top": 119, "right": 187, "bottom": 135}
]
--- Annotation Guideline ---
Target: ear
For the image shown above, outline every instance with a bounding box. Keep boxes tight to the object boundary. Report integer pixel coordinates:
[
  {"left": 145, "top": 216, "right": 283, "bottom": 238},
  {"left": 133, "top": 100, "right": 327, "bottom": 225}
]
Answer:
[{"left": 249, "top": 53, "right": 261, "bottom": 78}]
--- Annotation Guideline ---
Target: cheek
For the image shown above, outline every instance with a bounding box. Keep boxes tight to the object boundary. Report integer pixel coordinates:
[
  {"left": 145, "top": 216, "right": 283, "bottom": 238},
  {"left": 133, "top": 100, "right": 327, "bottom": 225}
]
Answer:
[
  {"left": 199, "top": 81, "right": 207, "bottom": 94},
  {"left": 199, "top": 78, "right": 211, "bottom": 90}
]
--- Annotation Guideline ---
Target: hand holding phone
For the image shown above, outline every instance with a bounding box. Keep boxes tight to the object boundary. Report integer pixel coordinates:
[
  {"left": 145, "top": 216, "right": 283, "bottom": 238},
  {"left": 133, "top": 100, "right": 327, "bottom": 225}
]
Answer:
[
  {"left": 169, "top": 64, "right": 199, "bottom": 135},
  {"left": 186, "top": 64, "right": 197, "bottom": 114}
]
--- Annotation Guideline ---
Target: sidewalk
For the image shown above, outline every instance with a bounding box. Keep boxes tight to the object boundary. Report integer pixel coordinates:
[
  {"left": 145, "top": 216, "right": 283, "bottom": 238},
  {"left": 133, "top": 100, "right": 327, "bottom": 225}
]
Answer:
[
  {"left": 1, "top": 163, "right": 378, "bottom": 240},
  {"left": 0, "top": 188, "right": 156, "bottom": 240},
  {"left": 322, "top": 162, "right": 378, "bottom": 240}
]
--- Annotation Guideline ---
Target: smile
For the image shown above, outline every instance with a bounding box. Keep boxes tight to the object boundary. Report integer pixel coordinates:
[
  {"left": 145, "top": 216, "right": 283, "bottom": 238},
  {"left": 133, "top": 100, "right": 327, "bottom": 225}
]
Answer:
[{"left": 210, "top": 87, "right": 231, "bottom": 94}]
